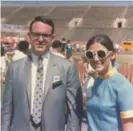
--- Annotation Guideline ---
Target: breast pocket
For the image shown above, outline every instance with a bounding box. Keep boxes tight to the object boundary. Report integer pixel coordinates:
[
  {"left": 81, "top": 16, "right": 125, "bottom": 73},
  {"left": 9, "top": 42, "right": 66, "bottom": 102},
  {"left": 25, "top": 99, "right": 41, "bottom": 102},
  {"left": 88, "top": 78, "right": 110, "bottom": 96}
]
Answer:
[
  {"left": 50, "top": 80, "right": 66, "bottom": 102},
  {"left": 52, "top": 80, "right": 63, "bottom": 89}
]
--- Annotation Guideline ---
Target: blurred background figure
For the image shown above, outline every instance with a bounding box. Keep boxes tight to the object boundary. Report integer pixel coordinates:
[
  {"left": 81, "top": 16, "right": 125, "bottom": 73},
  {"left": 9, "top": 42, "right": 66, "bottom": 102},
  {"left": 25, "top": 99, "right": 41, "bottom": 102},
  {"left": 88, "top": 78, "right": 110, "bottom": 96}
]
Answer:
[
  {"left": 13, "top": 40, "right": 29, "bottom": 61},
  {"left": 112, "top": 43, "right": 120, "bottom": 70},
  {"left": 60, "top": 37, "right": 67, "bottom": 44},
  {"left": 51, "top": 40, "right": 65, "bottom": 58},
  {"left": 64, "top": 40, "right": 75, "bottom": 63},
  {"left": 17, "top": 40, "right": 29, "bottom": 55},
  {"left": 1, "top": 46, "right": 6, "bottom": 89}
]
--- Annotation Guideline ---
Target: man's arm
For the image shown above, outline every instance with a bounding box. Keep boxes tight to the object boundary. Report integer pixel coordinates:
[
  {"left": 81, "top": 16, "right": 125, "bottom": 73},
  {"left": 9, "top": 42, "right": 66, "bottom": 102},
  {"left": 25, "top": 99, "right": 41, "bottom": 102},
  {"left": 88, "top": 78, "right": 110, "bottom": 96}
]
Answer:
[
  {"left": 66, "top": 63, "right": 83, "bottom": 131},
  {"left": 1, "top": 64, "right": 13, "bottom": 131}
]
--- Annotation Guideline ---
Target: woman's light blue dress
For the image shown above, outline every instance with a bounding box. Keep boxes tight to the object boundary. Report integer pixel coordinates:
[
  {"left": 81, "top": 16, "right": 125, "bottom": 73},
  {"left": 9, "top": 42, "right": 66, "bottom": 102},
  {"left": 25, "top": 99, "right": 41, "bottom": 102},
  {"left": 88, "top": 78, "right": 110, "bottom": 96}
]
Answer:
[{"left": 87, "top": 71, "right": 133, "bottom": 131}]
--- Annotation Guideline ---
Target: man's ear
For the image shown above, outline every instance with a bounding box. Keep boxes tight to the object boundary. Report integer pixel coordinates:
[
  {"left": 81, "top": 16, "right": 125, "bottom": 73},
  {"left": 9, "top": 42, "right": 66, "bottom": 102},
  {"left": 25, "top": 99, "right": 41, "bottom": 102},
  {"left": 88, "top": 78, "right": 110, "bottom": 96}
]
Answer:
[
  {"left": 26, "top": 31, "right": 31, "bottom": 43},
  {"left": 51, "top": 34, "right": 56, "bottom": 42}
]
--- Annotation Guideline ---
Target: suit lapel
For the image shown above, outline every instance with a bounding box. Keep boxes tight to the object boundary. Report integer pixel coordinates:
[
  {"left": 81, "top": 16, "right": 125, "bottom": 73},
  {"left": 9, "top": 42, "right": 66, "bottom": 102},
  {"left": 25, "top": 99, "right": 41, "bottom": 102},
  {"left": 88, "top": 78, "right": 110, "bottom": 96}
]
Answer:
[
  {"left": 43, "top": 53, "right": 56, "bottom": 102},
  {"left": 24, "top": 57, "right": 31, "bottom": 109}
]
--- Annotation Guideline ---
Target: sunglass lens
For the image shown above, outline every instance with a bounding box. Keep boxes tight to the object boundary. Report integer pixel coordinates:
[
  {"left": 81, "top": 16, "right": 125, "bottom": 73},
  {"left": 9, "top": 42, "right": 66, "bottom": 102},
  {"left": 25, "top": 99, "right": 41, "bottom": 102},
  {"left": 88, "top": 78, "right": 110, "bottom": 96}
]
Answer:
[
  {"left": 98, "top": 50, "right": 106, "bottom": 58},
  {"left": 86, "top": 51, "right": 93, "bottom": 59}
]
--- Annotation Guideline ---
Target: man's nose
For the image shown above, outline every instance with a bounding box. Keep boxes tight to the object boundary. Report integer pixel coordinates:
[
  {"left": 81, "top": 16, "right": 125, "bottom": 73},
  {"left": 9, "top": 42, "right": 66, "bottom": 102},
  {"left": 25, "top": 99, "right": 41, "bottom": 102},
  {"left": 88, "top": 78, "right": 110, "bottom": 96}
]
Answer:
[{"left": 38, "top": 35, "right": 44, "bottom": 42}]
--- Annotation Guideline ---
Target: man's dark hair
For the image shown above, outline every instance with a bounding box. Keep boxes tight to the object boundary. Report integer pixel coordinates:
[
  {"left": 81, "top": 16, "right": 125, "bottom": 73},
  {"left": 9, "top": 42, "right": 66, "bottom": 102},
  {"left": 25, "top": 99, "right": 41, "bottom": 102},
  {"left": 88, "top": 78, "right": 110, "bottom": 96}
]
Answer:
[
  {"left": 29, "top": 16, "right": 54, "bottom": 34},
  {"left": 17, "top": 40, "right": 29, "bottom": 54},
  {"left": 52, "top": 40, "right": 62, "bottom": 48}
]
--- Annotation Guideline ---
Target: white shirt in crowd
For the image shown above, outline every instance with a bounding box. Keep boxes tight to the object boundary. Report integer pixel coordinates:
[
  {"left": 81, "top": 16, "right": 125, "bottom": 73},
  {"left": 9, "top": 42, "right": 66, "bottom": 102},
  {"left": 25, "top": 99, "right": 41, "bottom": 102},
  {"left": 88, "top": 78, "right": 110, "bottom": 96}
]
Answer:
[
  {"left": 12, "top": 50, "right": 26, "bottom": 61},
  {"left": 0, "top": 50, "right": 26, "bottom": 72},
  {"left": 31, "top": 51, "right": 49, "bottom": 114}
]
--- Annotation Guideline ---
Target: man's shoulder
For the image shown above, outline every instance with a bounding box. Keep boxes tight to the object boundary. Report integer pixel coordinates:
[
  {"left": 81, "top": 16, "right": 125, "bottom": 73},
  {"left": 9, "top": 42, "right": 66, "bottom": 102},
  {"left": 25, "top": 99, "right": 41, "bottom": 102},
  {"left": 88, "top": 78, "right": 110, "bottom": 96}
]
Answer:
[{"left": 52, "top": 53, "right": 73, "bottom": 67}]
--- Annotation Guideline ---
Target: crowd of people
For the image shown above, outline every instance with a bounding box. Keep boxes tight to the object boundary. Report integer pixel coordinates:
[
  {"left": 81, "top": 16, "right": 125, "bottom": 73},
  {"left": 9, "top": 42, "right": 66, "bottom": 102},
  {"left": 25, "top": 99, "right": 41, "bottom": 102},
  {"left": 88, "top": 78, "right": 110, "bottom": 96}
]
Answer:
[{"left": 1, "top": 15, "right": 133, "bottom": 131}]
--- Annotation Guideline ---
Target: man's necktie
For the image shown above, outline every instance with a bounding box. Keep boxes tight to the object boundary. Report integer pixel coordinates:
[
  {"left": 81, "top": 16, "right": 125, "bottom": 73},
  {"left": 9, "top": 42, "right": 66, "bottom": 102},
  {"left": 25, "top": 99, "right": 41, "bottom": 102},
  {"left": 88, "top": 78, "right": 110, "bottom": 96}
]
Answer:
[{"left": 31, "top": 56, "right": 44, "bottom": 127}]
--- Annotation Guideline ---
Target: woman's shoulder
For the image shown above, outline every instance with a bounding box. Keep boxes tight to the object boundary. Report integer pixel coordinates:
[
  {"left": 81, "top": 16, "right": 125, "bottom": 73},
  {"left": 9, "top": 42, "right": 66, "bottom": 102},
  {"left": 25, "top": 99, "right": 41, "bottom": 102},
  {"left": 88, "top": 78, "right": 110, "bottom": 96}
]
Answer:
[
  {"left": 109, "top": 72, "right": 133, "bottom": 91},
  {"left": 94, "top": 72, "right": 132, "bottom": 90}
]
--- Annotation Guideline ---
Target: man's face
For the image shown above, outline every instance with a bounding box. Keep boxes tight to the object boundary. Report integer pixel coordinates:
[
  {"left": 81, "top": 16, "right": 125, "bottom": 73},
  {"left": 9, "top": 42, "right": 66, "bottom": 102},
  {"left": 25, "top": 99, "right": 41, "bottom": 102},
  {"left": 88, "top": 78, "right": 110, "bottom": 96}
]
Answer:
[{"left": 27, "top": 21, "right": 55, "bottom": 55}]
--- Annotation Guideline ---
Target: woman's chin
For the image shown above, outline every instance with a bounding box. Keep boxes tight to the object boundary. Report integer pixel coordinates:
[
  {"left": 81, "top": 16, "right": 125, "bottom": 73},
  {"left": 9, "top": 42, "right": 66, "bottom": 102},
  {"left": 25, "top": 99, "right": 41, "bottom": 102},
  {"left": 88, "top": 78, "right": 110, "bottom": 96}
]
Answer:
[{"left": 95, "top": 67, "right": 104, "bottom": 74}]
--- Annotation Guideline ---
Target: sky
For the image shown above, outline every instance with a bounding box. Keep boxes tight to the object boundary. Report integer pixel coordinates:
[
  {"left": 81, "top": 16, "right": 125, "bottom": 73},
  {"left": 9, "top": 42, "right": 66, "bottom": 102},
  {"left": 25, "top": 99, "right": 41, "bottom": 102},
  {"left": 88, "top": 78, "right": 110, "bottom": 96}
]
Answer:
[{"left": 1, "top": 1, "right": 133, "bottom": 7}]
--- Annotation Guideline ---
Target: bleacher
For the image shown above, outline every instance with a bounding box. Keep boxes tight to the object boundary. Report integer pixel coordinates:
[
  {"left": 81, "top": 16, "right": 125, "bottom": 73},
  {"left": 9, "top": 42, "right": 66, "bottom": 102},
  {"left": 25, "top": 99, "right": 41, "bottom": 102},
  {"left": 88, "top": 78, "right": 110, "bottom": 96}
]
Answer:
[
  {"left": 1, "top": 7, "right": 20, "bottom": 18},
  {"left": 81, "top": 6, "right": 125, "bottom": 28},
  {"left": 1, "top": 6, "right": 133, "bottom": 42},
  {"left": 5, "top": 7, "right": 54, "bottom": 25}
]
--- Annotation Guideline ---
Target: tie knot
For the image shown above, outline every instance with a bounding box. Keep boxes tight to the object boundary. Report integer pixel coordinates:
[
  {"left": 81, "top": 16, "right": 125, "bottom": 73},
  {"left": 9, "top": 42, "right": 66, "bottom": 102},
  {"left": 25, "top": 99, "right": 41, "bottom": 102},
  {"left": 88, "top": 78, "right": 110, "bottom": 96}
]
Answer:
[{"left": 38, "top": 56, "right": 43, "bottom": 61}]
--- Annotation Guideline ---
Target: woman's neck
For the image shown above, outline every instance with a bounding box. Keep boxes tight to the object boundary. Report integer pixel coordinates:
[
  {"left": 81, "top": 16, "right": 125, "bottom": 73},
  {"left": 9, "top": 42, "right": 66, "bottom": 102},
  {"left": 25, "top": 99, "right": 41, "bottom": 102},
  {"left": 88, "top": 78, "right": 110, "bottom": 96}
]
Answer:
[{"left": 98, "top": 63, "right": 115, "bottom": 78}]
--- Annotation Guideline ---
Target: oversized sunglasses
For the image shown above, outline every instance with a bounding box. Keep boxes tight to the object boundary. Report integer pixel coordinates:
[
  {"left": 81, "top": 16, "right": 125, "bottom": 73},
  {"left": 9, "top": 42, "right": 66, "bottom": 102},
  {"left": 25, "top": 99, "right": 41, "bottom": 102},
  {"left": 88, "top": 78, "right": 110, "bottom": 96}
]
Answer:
[{"left": 85, "top": 50, "right": 110, "bottom": 60}]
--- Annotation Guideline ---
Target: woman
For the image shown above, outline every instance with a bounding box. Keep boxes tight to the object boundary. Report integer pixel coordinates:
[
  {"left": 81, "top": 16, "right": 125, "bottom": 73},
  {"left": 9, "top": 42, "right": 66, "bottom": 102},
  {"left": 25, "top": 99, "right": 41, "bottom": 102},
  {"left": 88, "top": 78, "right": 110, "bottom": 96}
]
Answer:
[{"left": 85, "top": 34, "right": 133, "bottom": 131}]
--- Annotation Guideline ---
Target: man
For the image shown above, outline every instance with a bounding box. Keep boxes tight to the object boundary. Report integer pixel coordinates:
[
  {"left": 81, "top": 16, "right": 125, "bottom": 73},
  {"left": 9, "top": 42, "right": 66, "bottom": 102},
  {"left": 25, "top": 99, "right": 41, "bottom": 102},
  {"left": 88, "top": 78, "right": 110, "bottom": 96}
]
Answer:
[
  {"left": 64, "top": 40, "right": 75, "bottom": 63},
  {"left": 2, "top": 16, "right": 83, "bottom": 131},
  {"left": 51, "top": 40, "right": 65, "bottom": 58}
]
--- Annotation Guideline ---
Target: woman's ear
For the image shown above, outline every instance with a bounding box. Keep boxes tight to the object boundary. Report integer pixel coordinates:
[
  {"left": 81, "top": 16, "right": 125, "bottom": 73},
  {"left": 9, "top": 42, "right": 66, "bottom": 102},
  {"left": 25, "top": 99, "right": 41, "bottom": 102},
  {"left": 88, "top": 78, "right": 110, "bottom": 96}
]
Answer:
[{"left": 110, "top": 52, "right": 116, "bottom": 60}]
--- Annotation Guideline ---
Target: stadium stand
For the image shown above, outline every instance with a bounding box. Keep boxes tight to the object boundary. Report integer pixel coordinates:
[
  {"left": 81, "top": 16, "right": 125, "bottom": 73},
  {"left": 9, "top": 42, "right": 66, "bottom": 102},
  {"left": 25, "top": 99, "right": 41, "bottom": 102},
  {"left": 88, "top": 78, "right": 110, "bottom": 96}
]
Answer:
[
  {"left": 81, "top": 6, "right": 125, "bottom": 28},
  {"left": 1, "top": 6, "right": 133, "bottom": 43},
  {"left": 1, "top": 7, "right": 20, "bottom": 18},
  {"left": 4, "top": 7, "right": 54, "bottom": 25}
]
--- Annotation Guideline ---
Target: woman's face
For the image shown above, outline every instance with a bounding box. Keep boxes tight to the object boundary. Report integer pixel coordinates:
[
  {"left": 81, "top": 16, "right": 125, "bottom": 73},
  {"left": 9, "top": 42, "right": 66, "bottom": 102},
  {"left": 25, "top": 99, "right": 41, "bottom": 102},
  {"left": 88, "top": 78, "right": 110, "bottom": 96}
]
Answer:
[{"left": 86, "top": 42, "right": 115, "bottom": 75}]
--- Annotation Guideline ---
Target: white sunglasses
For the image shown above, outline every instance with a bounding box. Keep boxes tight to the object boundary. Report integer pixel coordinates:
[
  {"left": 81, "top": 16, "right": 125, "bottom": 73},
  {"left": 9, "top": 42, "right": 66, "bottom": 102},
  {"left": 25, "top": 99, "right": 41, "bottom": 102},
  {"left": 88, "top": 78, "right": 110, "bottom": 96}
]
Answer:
[{"left": 85, "top": 50, "right": 110, "bottom": 60}]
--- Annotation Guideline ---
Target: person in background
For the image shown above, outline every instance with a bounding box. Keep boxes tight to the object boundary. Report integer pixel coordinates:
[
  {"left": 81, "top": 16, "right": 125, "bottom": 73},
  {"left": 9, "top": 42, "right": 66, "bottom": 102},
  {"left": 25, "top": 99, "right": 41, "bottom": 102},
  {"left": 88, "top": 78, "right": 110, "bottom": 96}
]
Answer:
[
  {"left": 17, "top": 40, "right": 29, "bottom": 55},
  {"left": 1, "top": 46, "right": 6, "bottom": 74},
  {"left": 60, "top": 37, "right": 67, "bottom": 55},
  {"left": 60, "top": 37, "right": 67, "bottom": 44},
  {"left": 12, "top": 40, "right": 29, "bottom": 61},
  {"left": 51, "top": 40, "right": 65, "bottom": 58},
  {"left": 1, "top": 46, "right": 6, "bottom": 100},
  {"left": 85, "top": 34, "right": 133, "bottom": 131},
  {"left": 112, "top": 43, "right": 120, "bottom": 70},
  {"left": 5, "top": 47, "right": 15, "bottom": 65},
  {"left": 65, "top": 40, "right": 75, "bottom": 63},
  {"left": 82, "top": 56, "right": 97, "bottom": 124}
]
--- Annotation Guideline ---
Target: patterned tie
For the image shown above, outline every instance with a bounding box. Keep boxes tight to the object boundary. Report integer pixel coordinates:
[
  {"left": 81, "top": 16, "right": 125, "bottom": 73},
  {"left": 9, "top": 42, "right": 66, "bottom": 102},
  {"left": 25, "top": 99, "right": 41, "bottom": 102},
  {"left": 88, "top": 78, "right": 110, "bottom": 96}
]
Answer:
[{"left": 31, "top": 56, "right": 44, "bottom": 127}]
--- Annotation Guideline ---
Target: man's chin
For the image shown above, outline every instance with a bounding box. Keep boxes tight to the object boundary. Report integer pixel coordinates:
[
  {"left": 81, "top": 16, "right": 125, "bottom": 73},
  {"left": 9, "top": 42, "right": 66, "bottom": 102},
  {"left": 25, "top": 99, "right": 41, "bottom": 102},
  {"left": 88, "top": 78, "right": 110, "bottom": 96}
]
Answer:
[{"left": 34, "top": 49, "right": 48, "bottom": 55}]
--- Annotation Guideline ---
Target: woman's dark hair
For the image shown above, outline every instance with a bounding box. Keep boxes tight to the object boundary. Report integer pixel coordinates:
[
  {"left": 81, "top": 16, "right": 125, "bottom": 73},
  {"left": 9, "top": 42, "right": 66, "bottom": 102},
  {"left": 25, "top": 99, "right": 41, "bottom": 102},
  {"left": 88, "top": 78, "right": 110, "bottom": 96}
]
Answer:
[
  {"left": 29, "top": 15, "right": 54, "bottom": 34},
  {"left": 86, "top": 34, "right": 115, "bottom": 52}
]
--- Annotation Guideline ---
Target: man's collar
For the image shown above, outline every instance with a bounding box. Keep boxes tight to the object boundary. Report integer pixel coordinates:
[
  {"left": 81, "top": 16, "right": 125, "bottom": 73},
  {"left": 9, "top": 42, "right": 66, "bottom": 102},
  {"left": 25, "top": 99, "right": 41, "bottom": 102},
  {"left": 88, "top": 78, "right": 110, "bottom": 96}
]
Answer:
[{"left": 28, "top": 50, "right": 50, "bottom": 61}]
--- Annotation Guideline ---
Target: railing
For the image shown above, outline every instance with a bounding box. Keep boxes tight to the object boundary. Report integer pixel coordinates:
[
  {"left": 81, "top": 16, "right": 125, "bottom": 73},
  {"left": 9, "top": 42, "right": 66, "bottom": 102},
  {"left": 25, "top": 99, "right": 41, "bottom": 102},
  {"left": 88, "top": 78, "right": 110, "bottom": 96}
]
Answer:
[
  {"left": 76, "top": 62, "right": 133, "bottom": 86},
  {"left": 118, "top": 63, "right": 133, "bottom": 85}
]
